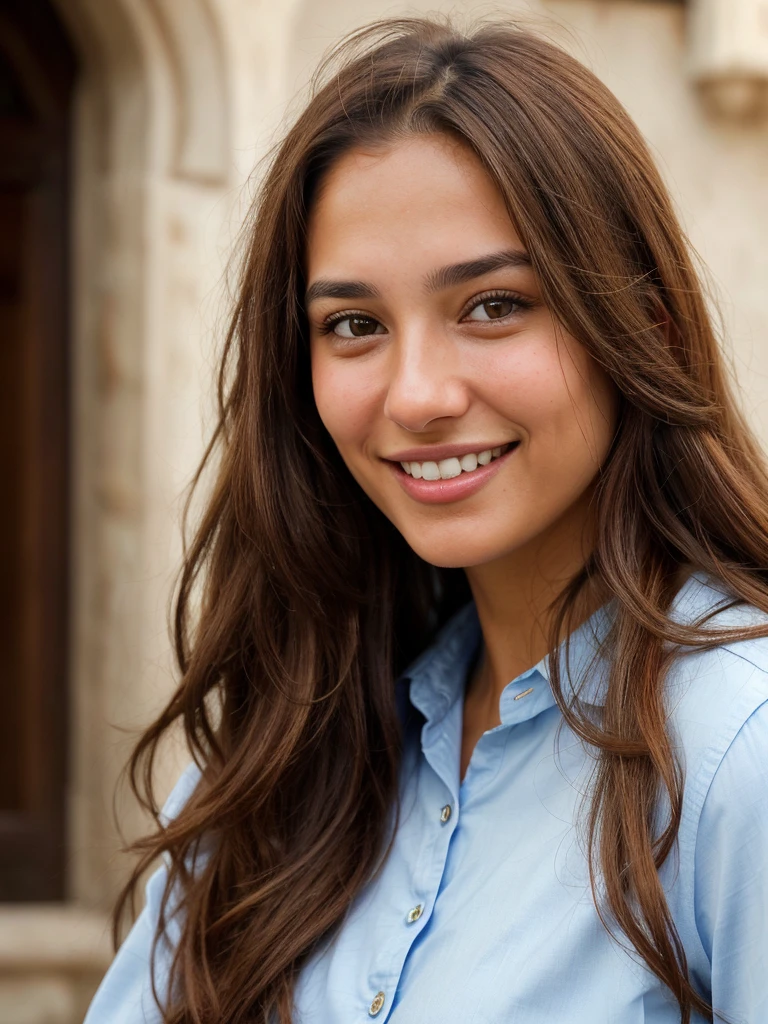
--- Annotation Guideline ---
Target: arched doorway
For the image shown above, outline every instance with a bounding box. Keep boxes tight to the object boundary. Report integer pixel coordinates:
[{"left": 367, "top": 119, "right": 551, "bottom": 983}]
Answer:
[{"left": 0, "top": 0, "right": 236, "bottom": 1004}]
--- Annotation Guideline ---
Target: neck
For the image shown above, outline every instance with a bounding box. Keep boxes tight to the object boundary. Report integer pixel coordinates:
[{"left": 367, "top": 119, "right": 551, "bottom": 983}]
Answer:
[{"left": 463, "top": 488, "right": 603, "bottom": 711}]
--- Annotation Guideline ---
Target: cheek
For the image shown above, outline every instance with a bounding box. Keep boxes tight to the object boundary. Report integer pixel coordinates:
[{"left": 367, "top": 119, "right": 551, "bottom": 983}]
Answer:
[
  {"left": 472, "top": 339, "right": 571, "bottom": 429},
  {"left": 553, "top": 352, "right": 618, "bottom": 461},
  {"left": 310, "top": 350, "right": 380, "bottom": 453},
  {"left": 478, "top": 337, "right": 616, "bottom": 465}
]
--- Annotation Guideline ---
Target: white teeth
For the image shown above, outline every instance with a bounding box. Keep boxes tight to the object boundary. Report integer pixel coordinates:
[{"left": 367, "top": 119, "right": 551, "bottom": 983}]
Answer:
[
  {"left": 438, "top": 457, "right": 462, "bottom": 480},
  {"left": 402, "top": 443, "right": 513, "bottom": 481}
]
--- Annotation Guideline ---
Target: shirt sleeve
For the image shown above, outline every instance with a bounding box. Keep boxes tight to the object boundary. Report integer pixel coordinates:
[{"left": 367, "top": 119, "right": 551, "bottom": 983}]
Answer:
[
  {"left": 83, "top": 761, "right": 203, "bottom": 1024},
  {"left": 694, "top": 699, "right": 768, "bottom": 1023}
]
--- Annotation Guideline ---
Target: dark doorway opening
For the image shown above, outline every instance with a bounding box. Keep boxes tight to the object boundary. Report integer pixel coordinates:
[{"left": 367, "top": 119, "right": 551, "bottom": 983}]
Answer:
[{"left": 0, "top": 0, "right": 77, "bottom": 900}]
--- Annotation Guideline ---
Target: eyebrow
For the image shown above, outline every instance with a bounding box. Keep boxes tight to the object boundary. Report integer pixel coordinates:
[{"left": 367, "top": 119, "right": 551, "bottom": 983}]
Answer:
[{"left": 304, "top": 247, "right": 532, "bottom": 306}]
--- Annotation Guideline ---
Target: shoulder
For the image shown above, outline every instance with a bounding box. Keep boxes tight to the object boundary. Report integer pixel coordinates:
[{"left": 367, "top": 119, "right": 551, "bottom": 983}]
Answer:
[
  {"left": 690, "top": 698, "right": 768, "bottom": 1003},
  {"left": 667, "top": 572, "right": 768, "bottom": 715},
  {"left": 664, "top": 573, "right": 768, "bottom": 825},
  {"left": 82, "top": 761, "right": 204, "bottom": 1024}
]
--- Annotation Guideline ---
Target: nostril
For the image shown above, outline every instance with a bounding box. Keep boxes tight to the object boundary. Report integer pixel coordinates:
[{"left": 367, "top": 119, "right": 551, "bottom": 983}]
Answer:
[{"left": 383, "top": 377, "right": 472, "bottom": 433}]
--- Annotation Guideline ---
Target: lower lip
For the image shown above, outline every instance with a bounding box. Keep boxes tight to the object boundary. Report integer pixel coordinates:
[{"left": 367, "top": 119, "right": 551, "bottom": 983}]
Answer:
[{"left": 388, "top": 444, "right": 519, "bottom": 505}]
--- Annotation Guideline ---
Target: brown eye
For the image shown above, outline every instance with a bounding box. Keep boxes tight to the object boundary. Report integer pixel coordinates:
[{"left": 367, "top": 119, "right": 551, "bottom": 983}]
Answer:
[
  {"left": 466, "top": 297, "right": 517, "bottom": 322},
  {"left": 334, "top": 315, "right": 385, "bottom": 338},
  {"left": 487, "top": 299, "right": 514, "bottom": 319}
]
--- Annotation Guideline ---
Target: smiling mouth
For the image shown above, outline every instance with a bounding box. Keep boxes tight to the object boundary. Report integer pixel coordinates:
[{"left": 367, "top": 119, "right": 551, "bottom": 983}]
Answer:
[{"left": 397, "top": 442, "right": 518, "bottom": 481}]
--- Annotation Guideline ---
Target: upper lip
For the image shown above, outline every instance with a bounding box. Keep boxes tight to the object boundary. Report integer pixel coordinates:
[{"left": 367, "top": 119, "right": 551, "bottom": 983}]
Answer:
[{"left": 384, "top": 441, "right": 518, "bottom": 463}]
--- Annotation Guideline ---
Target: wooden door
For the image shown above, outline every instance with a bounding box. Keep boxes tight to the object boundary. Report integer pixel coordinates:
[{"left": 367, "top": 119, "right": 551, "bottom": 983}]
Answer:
[{"left": 0, "top": 0, "right": 77, "bottom": 901}]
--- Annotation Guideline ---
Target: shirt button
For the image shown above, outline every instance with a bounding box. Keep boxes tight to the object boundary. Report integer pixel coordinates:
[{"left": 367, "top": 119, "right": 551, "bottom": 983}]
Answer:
[
  {"left": 369, "top": 991, "right": 386, "bottom": 1016},
  {"left": 406, "top": 903, "right": 423, "bottom": 924},
  {"left": 440, "top": 804, "right": 452, "bottom": 824}
]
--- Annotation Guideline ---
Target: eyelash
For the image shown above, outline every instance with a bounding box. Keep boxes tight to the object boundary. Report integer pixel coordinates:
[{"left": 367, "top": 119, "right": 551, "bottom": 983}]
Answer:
[{"left": 316, "top": 289, "right": 535, "bottom": 336}]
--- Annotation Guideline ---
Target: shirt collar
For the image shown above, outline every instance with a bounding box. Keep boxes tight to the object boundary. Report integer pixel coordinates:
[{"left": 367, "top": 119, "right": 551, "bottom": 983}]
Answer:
[
  {"left": 401, "top": 594, "right": 615, "bottom": 728},
  {"left": 403, "top": 601, "right": 481, "bottom": 725},
  {"left": 398, "top": 570, "right": 738, "bottom": 729}
]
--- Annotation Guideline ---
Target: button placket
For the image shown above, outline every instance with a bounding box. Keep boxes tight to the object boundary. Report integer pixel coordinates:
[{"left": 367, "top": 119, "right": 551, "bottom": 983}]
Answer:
[
  {"left": 367, "top": 785, "right": 454, "bottom": 1020},
  {"left": 364, "top": 707, "right": 457, "bottom": 1018}
]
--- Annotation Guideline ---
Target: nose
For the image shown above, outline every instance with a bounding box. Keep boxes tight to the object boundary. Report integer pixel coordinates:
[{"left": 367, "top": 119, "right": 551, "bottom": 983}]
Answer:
[{"left": 383, "top": 328, "right": 470, "bottom": 433}]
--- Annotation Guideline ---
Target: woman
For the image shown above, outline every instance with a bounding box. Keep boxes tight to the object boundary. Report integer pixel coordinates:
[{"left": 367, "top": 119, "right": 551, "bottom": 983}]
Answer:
[{"left": 85, "top": 16, "right": 768, "bottom": 1024}]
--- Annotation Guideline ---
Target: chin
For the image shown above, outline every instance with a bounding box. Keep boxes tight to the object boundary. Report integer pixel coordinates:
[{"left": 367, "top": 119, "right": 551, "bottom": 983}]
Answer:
[{"left": 398, "top": 529, "right": 512, "bottom": 570}]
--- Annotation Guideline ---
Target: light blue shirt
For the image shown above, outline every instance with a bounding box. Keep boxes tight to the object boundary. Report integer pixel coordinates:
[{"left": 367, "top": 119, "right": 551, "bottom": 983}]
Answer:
[{"left": 85, "top": 573, "right": 768, "bottom": 1023}]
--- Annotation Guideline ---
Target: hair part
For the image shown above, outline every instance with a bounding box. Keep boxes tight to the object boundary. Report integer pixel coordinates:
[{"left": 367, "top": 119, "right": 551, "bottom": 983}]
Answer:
[{"left": 115, "top": 16, "right": 768, "bottom": 1023}]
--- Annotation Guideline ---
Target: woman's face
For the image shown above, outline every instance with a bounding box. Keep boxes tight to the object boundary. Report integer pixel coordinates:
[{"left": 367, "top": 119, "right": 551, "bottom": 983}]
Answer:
[{"left": 306, "top": 134, "right": 618, "bottom": 570}]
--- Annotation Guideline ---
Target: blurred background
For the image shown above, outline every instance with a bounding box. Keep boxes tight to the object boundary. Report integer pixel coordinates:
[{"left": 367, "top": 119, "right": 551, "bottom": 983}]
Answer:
[{"left": 1, "top": 0, "right": 767, "bottom": 1020}]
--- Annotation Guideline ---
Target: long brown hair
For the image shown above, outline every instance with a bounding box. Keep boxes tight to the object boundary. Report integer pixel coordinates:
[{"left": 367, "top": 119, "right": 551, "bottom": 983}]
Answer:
[{"left": 115, "top": 16, "right": 768, "bottom": 1023}]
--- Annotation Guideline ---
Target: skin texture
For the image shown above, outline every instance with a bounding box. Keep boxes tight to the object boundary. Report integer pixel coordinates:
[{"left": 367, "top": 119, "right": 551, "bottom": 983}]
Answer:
[{"left": 306, "top": 134, "right": 618, "bottom": 777}]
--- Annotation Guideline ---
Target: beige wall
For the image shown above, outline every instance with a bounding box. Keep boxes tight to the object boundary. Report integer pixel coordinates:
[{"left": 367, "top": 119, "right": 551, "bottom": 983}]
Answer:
[{"left": 2, "top": 1, "right": 766, "bottom": 1020}]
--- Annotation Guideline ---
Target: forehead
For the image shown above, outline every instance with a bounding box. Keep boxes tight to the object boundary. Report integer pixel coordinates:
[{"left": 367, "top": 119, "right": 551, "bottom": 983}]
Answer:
[{"left": 305, "top": 134, "right": 523, "bottom": 275}]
